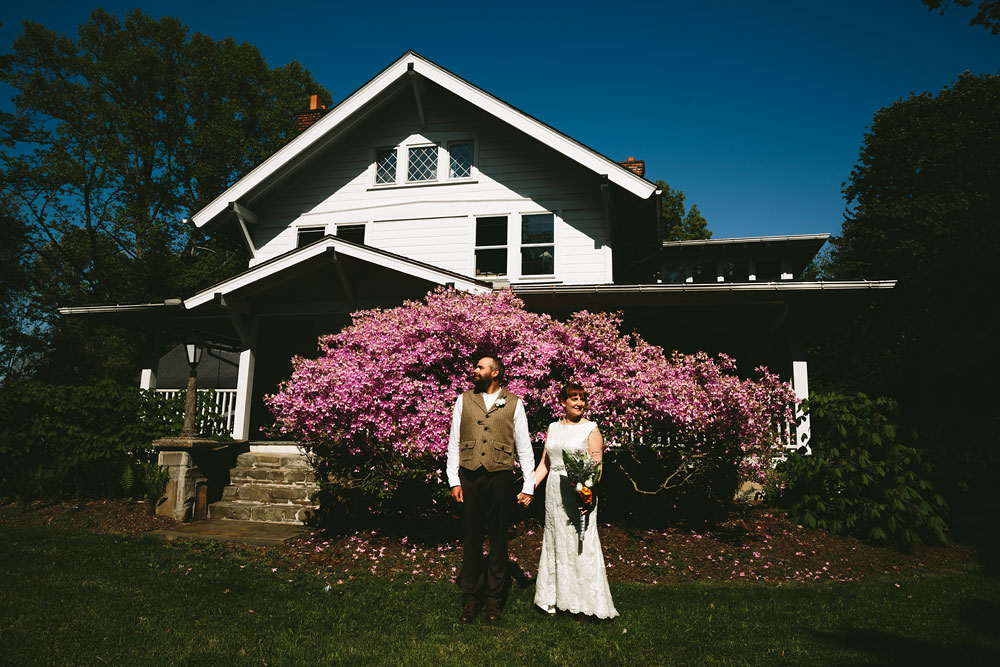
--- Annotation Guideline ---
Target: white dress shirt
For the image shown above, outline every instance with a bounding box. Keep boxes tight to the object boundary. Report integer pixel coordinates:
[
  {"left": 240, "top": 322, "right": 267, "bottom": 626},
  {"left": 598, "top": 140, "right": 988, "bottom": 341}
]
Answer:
[{"left": 446, "top": 389, "right": 535, "bottom": 495}]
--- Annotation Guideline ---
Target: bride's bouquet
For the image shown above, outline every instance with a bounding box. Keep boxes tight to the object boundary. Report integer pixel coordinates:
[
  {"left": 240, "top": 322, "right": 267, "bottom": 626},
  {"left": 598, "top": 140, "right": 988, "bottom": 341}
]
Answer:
[{"left": 564, "top": 450, "right": 601, "bottom": 550}]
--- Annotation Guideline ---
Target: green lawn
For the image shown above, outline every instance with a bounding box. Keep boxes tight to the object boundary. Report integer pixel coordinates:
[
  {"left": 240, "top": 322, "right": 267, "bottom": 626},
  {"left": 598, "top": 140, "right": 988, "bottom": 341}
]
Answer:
[{"left": 1, "top": 525, "right": 998, "bottom": 666}]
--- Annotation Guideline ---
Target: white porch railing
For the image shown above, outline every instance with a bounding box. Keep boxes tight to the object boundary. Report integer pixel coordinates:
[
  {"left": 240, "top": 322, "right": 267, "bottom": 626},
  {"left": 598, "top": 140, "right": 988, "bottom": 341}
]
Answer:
[{"left": 154, "top": 388, "right": 238, "bottom": 437}]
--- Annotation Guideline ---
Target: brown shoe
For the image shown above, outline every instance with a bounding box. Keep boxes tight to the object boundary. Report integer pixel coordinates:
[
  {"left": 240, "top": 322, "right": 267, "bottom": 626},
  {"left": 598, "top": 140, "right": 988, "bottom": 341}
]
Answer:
[
  {"left": 484, "top": 603, "right": 502, "bottom": 622},
  {"left": 459, "top": 602, "right": 480, "bottom": 622}
]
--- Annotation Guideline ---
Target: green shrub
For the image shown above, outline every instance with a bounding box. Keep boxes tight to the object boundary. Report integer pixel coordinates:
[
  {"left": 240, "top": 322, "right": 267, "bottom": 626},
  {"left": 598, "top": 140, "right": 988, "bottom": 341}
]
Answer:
[
  {"left": 0, "top": 380, "right": 194, "bottom": 500},
  {"left": 775, "top": 392, "right": 949, "bottom": 547}
]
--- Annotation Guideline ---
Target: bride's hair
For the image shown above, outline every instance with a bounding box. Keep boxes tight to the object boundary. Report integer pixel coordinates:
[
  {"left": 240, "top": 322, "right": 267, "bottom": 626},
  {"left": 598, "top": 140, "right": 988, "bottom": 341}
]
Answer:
[{"left": 559, "top": 382, "right": 587, "bottom": 401}]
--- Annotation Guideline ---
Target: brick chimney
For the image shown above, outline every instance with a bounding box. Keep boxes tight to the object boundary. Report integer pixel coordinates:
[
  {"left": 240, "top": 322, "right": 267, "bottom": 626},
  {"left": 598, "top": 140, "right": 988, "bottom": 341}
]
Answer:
[
  {"left": 617, "top": 156, "right": 645, "bottom": 178},
  {"left": 293, "top": 94, "right": 327, "bottom": 133}
]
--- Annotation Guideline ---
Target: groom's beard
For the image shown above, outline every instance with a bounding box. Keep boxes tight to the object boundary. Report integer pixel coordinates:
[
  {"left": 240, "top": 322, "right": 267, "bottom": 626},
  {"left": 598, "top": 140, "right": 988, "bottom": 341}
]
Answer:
[{"left": 472, "top": 375, "right": 491, "bottom": 393}]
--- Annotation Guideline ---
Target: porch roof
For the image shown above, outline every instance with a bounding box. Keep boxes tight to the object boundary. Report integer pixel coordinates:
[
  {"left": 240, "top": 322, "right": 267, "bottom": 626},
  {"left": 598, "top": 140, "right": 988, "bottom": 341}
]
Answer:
[{"left": 512, "top": 280, "right": 896, "bottom": 344}]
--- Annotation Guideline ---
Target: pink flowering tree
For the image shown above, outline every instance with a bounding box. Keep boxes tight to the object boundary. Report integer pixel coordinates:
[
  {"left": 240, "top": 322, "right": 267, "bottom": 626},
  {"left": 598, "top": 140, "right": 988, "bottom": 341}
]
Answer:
[{"left": 266, "top": 288, "right": 797, "bottom": 518}]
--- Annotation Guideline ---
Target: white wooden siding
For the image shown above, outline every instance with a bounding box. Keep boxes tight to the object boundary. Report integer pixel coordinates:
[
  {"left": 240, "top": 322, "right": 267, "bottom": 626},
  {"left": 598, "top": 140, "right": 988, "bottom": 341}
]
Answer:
[
  {"left": 370, "top": 216, "right": 471, "bottom": 275},
  {"left": 250, "top": 83, "right": 611, "bottom": 284}
]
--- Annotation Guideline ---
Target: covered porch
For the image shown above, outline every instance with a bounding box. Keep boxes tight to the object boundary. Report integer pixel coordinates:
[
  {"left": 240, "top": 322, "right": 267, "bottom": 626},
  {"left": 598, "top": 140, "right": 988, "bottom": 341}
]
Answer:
[
  {"left": 514, "top": 279, "right": 897, "bottom": 452},
  {"left": 60, "top": 236, "right": 491, "bottom": 449}
]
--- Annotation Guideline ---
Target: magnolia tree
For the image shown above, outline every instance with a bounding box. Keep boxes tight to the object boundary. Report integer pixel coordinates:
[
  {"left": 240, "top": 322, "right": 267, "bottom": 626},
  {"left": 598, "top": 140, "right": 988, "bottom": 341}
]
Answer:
[{"left": 266, "top": 288, "right": 797, "bottom": 516}]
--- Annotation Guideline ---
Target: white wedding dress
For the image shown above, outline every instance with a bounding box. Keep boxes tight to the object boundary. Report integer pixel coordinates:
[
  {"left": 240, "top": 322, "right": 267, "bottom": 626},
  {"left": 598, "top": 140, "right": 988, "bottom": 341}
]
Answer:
[{"left": 534, "top": 420, "right": 618, "bottom": 618}]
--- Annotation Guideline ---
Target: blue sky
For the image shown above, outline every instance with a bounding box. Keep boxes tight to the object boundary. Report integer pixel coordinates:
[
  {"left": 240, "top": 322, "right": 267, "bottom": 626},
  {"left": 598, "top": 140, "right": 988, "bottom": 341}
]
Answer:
[{"left": 2, "top": 1, "right": 997, "bottom": 238}]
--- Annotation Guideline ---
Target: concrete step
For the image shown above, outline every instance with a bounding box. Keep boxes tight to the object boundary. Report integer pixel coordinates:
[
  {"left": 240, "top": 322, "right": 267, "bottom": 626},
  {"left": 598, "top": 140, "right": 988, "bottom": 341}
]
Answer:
[
  {"left": 236, "top": 452, "right": 310, "bottom": 469},
  {"left": 208, "top": 500, "right": 316, "bottom": 524},
  {"left": 212, "top": 452, "right": 319, "bottom": 525},
  {"left": 222, "top": 483, "right": 315, "bottom": 504},
  {"left": 229, "top": 466, "right": 316, "bottom": 484}
]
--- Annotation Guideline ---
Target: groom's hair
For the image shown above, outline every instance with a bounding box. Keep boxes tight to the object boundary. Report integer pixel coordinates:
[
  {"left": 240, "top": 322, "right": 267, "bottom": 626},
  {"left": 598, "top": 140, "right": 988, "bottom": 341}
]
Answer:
[{"left": 482, "top": 355, "right": 504, "bottom": 382}]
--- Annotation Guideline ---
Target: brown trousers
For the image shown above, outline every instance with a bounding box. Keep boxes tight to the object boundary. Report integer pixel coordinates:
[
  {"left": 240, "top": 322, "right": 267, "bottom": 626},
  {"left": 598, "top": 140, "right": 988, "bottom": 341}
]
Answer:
[{"left": 458, "top": 466, "right": 514, "bottom": 606}]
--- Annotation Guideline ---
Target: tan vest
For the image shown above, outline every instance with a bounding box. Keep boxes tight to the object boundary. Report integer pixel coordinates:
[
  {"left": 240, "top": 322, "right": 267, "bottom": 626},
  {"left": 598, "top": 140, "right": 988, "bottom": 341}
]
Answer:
[{"left": 458, "top": 389, "right": 519, "bottom": 472}]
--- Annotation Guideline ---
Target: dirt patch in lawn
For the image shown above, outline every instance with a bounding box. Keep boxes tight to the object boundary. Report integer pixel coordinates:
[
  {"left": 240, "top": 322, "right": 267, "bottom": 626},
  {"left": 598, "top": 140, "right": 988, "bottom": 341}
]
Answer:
[
  {"left": 0, "top": 498, "right": 174, "bottom": 536},
  {"left": 0, "top": 497, "right": 976, "bottom": 584}
]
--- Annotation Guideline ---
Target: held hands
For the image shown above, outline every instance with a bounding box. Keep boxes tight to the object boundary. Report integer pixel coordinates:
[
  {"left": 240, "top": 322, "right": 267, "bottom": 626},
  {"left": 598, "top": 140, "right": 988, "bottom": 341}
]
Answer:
[{"left": 451, "top": 486, "right": 531, "bottom": 507}]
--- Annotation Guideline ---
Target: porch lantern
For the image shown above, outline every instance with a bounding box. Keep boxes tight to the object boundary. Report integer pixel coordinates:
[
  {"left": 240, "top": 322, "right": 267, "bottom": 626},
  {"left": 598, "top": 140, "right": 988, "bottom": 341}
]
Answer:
[
  {"left": 180, "top": 332, "right": 204, "bottom": 438},
  {"left": 185, "top": 333, "right": 204, "bottom": 368}
]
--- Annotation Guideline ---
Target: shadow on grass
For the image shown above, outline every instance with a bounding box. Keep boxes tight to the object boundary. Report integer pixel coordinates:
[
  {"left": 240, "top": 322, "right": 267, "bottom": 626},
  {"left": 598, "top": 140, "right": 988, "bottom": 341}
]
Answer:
[{"left": 808, "top": 626, "right": 1000, "bottom": 665}]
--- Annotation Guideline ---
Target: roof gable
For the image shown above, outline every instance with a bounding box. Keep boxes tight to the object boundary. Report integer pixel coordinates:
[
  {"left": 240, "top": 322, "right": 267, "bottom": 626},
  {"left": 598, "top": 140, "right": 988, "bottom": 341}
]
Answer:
[
  {"left": 184, "top": 235, "right": 491, "bottom": 309},
  {"left": 190, "top": 51, "right": 657, "bottom": 230}
]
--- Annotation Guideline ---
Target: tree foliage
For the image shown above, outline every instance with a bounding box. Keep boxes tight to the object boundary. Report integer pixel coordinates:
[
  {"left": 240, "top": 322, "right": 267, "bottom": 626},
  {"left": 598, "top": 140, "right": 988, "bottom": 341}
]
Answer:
[
  {"left": 0, "top": 195, "right": 32, "bottom": 384},
  {"left": 819, "top": 72, "right": 999, "bottom": 476},
  {"left": 0, "top": 9, "right": 329, "bottom": 382},
  {"left": 655, "top": 180, "right": 711, "bottom": 241},
  {"left": 922, "top": 0, "right": 1000, "bottom": 34}
]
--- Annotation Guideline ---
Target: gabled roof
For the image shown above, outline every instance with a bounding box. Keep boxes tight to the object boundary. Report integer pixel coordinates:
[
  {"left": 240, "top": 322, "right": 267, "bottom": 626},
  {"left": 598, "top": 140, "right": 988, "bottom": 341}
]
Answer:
[
  {"left": 183, "top": 235, "right": 492, "bottom": 309},
  {"left": 190, "top": 51, "right": 658, "bottom": 230}
]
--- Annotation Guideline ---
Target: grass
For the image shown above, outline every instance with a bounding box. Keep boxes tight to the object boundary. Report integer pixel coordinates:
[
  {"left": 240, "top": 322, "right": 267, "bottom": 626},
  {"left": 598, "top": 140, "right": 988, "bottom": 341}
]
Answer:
[{"left": 1, "top": 525, "right": 998, "bottom": 666}]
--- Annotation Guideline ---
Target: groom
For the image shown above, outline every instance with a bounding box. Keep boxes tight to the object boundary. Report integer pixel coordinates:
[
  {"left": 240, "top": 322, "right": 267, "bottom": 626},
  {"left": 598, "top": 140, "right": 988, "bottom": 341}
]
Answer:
[{"left": 447, "top": 356, "right": 534, "bottom": 622}]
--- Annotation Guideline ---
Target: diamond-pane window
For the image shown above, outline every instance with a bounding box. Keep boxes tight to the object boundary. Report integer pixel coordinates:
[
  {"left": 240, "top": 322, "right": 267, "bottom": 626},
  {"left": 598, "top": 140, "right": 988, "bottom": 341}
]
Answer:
[
  {"left": 407, "top": 145, "right": 438, "bottom": 182},
  {"left": 449, "top": 141, "right": 472, "bottom": 178},
  {"left": 375, "top": 148, "right": 396, "bottom": 185}
]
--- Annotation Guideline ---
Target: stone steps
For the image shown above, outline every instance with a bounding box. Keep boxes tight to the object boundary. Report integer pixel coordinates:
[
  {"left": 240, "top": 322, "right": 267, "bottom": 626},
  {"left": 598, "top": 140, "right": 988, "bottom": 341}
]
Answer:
[{"left": 208, "top": 452, "right": 318, "bottom": 525}]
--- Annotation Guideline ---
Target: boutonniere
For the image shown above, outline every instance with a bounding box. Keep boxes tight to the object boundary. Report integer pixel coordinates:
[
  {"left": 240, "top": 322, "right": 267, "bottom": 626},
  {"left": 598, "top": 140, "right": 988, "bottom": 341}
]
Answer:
[{"left": 494, "top": 397, "right": 507, "bottom": 408}]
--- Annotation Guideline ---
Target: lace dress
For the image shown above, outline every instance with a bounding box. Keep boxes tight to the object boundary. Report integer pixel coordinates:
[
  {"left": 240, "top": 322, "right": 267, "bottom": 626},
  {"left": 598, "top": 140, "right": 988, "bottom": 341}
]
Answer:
[{"left": 534, "top": 420, "right": 618, "bottom": 619}]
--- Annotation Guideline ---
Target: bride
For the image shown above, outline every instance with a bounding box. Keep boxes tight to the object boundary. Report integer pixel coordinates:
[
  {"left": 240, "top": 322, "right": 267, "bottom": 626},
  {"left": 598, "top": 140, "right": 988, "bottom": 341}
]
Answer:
[{"left": 532, "top": 382, "right": 618, "bottom": 619}]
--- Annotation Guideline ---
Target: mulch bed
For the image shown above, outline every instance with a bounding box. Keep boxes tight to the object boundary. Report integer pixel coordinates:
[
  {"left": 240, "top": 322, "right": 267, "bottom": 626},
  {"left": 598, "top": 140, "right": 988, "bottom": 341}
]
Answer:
[{"left": 0, "top": 498, "right": 975, "bottom": 585}]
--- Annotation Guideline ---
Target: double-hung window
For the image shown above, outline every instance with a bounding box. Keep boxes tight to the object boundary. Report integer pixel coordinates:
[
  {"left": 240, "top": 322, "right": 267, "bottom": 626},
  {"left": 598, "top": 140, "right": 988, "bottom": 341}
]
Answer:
[
  {"left": 475, "top": 216, "right": 507, "bottom": 277},
  {"left": 520, "top": 213, "right": 555, "bottom": 276}
]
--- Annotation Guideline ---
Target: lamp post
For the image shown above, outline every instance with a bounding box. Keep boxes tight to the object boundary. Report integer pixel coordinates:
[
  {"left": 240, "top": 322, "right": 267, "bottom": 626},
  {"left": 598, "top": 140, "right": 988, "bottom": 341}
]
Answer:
[{"left": 180, "top": 332, "right": 204, "bottom": 438}]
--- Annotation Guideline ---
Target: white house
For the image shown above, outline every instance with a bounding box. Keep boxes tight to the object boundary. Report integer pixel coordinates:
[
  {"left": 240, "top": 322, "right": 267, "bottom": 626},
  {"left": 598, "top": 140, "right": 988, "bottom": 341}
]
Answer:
[{"left": 60, "top": 52, "right": 893, "bottom": 520}]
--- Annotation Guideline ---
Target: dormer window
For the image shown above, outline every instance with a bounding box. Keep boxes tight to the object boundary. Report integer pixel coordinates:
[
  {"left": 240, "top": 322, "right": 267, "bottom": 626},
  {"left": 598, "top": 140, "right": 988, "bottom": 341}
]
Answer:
[{"left": 372, "top": 138, "right": 475, "bottom": 187}]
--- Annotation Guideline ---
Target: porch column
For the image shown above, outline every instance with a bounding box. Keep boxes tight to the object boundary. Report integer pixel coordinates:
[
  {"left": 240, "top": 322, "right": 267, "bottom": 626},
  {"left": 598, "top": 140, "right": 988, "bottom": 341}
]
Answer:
[
  {"left": 786, "top": 309, "right": 812, "bottom": 454},
  {"left": 791, "top": 360, "right": 811, "bottom": 454},
  {"left": 233, "top": 347, "right": 255, "bottom": 440},
  {"left": 139, "top": 327, "right": 161, "bottom": 391}
]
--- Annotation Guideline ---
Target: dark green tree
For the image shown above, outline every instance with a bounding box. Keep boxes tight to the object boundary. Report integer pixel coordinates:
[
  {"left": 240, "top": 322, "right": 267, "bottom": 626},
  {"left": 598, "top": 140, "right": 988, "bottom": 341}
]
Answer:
[
  {"left": 0, "top": 195, "right": 33, "bottom": 384},
  {"left": 922, "top": 0, "right": 1000, "bottom": 34},
  {"left": 655, "top": 180, "right": 711, "bottom": 241},
  {"left": 819, "top": 73, "right": 999, "bottom": 503},
  {"left": 0, "top": 9, "right": 330, "bottom": 382}
]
